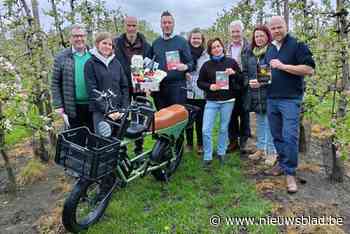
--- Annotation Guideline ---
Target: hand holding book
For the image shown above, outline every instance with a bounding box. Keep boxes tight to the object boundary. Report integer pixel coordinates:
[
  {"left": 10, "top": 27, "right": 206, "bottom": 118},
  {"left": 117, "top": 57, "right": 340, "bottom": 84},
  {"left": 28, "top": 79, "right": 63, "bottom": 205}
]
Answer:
[
  {"left": 210, "top": 84, "right": 221, "bottom": 91},
  {"left": 176, "top": 63, "right": 188, "bottom": 71}
]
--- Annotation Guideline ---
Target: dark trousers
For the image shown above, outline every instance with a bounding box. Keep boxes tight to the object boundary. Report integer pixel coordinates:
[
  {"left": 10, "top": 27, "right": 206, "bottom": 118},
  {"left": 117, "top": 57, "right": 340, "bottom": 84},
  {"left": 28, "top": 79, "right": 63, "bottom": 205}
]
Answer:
[
  {"left": 68, "top": 104, "right": 93, "bottom": 131},
  {"left": 185, "top": 99, "right": 205, "bottom": 147},
  {"left": 228, "top": 95, "right": 251, "bottom": 145},
  {"left": 152, "top": 83, "right": 187, "bottom": 110},
  {"left": 267, "top": 98, "right": 302, "bottom": 175}
]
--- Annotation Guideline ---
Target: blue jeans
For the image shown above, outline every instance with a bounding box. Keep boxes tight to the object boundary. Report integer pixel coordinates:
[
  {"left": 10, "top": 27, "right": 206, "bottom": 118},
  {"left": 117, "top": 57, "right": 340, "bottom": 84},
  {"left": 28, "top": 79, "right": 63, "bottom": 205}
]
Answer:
[
  {"left": 202, "top": 100, "right": 235, "bottom": 161},
  {"left": 256, "top": 113, "right": 276, "bottom": 155},
  {"left": 267, "top": 98, "right": 302, "bottom": 175}
]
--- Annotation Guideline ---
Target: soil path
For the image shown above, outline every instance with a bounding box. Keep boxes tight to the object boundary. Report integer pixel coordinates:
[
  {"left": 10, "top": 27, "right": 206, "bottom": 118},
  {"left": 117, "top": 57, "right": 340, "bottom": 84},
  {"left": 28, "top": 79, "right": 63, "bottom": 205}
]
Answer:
[{"left": 0, "top": 144, "right": 67, "bottom": 234}]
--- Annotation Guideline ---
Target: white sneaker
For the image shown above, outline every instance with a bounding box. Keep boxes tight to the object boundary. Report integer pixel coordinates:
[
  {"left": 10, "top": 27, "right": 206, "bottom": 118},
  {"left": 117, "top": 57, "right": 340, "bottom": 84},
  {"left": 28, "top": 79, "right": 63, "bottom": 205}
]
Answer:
[{"left": 265, "top": 154, "right": 277, "bottom": 166}]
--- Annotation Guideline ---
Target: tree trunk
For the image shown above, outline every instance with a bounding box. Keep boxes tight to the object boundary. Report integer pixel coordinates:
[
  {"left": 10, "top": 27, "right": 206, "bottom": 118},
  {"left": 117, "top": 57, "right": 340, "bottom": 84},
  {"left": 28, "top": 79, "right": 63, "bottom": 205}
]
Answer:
[
  {"left": 283, "top": 0, "right": 289, "bottom": 31},
  {"left": 274, "top": 0, "right": 282, "bottom": 15},
  {"left": 69, "top": 0, "right": 75, "bottom": 24},
  {"left": 336, "top": 0, "right": 349, "bottom": 118},
  {"left": 0, "top": 102, "right": 16, "bottom": 195},
  {"left": 49, "top": 0, "right": 67, "bottom": 47}
]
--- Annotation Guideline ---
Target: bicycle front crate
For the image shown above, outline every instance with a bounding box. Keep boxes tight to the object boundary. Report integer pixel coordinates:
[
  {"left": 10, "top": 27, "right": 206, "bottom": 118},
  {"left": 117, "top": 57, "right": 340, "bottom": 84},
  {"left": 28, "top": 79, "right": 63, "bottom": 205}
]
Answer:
[{"left": 55, "top": 127, "right": 120, "bottom": 180}]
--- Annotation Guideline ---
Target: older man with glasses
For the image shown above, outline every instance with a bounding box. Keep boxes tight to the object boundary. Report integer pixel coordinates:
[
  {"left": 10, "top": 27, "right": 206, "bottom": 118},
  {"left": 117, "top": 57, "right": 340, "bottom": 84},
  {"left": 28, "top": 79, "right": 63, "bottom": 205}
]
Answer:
[{"left": 51, "top": 24, "right": 93, "bottom": 130}]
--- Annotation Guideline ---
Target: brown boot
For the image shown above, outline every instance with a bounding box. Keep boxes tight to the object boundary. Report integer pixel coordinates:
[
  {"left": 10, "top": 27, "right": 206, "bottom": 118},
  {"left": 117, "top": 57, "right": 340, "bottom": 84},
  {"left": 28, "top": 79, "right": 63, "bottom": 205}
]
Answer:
[
  {"left": 228, "top": 139, "right": 239, "bottom": 152},
  {"left": 286, "top": 175, "right": 298, "bottom": 193},
  {"left": 265, "top": 164, "right": 284, "bottom": 176}
]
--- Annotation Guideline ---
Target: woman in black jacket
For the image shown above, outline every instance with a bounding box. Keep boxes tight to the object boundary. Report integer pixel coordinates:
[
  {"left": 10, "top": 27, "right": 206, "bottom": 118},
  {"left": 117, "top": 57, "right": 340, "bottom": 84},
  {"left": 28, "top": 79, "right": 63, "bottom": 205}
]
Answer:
[
  {"left": 85, "top": 32, "right": 129, "bottom": 134},
  {"left": 247, "top": 25, "right": 277, "bottom": 165},
  {"left": 197, "top": 37, "right": 242, "bottom": 167}
]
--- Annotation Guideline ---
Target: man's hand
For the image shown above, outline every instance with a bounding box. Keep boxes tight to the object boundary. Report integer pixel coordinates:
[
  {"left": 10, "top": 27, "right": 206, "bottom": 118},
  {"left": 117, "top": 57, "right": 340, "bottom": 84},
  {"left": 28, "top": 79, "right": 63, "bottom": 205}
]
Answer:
[
  {"left": 249, "top": 79, "right": 261, "bottom": 88},
  {"left": 210, "top": 84, "right": 220, "bottom": 91},
  {"left": 225, "top": 68, "right": 236, "bottom": 76},
  {"left": 55, "top": 108, "right": 65, "bottom": 116},
  {"left": 270, "top": 59, "right": 285, "bottom": 70},
  {"left": 176, "top": 63, "right": 188, "bottom": 71},
  {"left": 108, "top": 112, "right": 124, "bottom": 121}
]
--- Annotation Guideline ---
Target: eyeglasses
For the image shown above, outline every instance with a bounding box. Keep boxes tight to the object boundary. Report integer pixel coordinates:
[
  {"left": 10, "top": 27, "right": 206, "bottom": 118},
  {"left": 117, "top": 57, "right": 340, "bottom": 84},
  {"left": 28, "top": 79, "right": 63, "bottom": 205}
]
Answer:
[{"left": 72, "top": 34, "right": 86, "bottom": 38}]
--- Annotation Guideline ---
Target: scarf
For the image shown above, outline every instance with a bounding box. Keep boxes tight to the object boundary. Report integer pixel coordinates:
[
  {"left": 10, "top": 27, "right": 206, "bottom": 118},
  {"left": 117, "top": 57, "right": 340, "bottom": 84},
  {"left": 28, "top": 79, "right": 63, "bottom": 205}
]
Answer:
[
  {"left": 211, "top": 54, "right": 224, "bottom": 62},
  {"left": 253, "top": 45, "right": 268, "bottom": 58},
  {"left": 190, "top": 45, "right": 204, "bottom": 69}
]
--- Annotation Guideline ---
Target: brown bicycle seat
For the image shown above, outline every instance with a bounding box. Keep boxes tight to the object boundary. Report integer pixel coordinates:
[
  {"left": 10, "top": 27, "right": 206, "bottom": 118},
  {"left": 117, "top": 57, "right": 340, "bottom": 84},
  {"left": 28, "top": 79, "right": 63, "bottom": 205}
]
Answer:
[{"left": 152, "top": 104, "right": 189, "bottom": 131}]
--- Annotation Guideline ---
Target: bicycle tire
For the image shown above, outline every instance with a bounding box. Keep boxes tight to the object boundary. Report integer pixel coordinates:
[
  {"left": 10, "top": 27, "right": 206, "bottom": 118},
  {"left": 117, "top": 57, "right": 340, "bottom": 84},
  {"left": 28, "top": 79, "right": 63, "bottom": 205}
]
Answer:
[
  {"left": 152, "top": 134, "right": 184, "bottom": 181},
  {"left": 62, "top": 176, "right": 116, "bottom": 233}
]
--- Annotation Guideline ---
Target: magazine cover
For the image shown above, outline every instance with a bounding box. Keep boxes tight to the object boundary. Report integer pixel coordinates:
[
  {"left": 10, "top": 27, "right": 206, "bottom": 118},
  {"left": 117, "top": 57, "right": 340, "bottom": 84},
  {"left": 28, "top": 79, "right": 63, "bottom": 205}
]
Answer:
[
  {"left": 215, "top": 71, "right": 229, "bottom": 90},
  {"left": 165, "top": 50, "right": 180, "bottom": 70}
]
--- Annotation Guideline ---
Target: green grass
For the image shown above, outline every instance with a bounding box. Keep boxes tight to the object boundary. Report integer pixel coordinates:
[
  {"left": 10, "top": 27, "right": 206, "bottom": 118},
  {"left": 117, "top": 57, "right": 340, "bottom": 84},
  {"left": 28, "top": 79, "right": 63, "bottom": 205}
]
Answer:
[
  {"left": 85, "top": 127, "right": 277, "bottom": 234},
  {"left": 5, "top": 126, "right": 31, "bottom": 145}
]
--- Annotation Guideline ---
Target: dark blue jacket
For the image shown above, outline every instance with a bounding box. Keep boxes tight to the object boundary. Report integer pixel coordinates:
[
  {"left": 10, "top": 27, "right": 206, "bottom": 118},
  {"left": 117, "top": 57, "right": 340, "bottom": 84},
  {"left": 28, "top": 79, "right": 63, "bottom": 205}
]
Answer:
[
  {"left": 265, "top": 34, "right": 315, "bottom": 99},
  {"left": 152, "top": 35, "right": 194, "bottom": 85}
]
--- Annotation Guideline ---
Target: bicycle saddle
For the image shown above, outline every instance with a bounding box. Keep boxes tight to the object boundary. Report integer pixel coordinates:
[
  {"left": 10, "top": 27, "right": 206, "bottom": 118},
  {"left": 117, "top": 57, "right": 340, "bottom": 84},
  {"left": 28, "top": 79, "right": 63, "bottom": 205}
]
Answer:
[{"left": 153, "top": 104, "right": 189, "bottom": 131}]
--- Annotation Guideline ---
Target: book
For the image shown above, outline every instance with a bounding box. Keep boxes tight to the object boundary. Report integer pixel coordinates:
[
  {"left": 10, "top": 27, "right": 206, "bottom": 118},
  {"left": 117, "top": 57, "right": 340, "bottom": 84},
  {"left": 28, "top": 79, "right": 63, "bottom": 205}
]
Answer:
[
  {"left": 215, "top": 71, "right": 229, "bottom": 90},
  {"left": 165, "top": 50, "right": 180, "bottom": 70},
  {"left": 257, "top": 64, "right": 271, "bottom": 84}
]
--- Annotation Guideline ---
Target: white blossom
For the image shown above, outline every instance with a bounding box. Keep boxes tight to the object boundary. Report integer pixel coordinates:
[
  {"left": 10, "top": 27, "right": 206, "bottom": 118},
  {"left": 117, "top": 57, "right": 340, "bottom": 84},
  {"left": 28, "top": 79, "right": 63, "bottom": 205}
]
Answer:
[{"left": 3, "top": 119, "right": 13, "bottom": 131}]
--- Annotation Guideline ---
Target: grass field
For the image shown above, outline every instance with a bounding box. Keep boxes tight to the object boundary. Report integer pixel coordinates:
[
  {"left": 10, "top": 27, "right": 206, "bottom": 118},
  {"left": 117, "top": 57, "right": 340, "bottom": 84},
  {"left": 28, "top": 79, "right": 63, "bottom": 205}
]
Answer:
[{"left": 84, "top": 131, "right": 278, "bottom": 234}]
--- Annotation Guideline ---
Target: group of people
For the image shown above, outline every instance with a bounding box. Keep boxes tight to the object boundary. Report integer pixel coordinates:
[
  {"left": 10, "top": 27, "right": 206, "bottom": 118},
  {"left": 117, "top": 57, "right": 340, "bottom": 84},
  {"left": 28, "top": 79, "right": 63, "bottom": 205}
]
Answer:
[{"left": 51, "top": 11, "right": 315, "bottom": 193}]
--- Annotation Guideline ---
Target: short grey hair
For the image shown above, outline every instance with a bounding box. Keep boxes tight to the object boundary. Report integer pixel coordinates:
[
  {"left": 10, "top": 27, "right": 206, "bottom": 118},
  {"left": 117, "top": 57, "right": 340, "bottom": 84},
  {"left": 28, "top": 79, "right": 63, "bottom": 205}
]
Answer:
[
  {"left": 229, "top": 20, "right": 244, "bottom": 32},
  {"left": 69, "top": 24, "right": 87, "bottom": 36}
]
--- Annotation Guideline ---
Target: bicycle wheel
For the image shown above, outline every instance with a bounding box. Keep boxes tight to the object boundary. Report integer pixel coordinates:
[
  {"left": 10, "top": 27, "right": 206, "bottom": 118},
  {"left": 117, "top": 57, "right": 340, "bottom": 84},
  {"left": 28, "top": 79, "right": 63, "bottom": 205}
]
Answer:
[
  {"left": 152, "top": 134, "right": 184, "bottom": 181},
  {"left": 62, "top": 175, "right": 117, "bottom": 233}
]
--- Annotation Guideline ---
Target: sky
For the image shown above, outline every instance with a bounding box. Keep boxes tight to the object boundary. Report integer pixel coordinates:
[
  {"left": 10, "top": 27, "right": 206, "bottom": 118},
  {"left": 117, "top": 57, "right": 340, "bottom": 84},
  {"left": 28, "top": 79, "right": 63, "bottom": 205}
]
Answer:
[
  {"left": 109, "top": 0, "right": 237, "bottom": 33},
  {"left": 37, "top": 0, "right": 237, "bottom": 34}
]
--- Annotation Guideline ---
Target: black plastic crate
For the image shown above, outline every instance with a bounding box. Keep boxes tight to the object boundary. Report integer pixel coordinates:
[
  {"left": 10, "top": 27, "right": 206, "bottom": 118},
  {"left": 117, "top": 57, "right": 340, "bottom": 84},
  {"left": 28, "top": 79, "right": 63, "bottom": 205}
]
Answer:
[{"left": 55, "top": 127, "right": 120, "bottom": 180}]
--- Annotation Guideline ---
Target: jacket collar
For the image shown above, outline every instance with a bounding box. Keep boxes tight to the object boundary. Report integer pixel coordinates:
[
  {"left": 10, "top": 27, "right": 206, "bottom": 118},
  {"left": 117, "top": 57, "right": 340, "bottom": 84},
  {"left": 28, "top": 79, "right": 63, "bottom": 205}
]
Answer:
[{"left": 90, "top": 47, "right": 115, "bottom": 67}]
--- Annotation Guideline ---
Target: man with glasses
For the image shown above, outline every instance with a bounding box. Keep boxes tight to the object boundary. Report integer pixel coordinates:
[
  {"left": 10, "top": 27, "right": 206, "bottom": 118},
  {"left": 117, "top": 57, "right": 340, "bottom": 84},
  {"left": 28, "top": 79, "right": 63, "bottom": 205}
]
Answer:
[{"left": 51, "top": 24, "right": 93, "bottom": 130}]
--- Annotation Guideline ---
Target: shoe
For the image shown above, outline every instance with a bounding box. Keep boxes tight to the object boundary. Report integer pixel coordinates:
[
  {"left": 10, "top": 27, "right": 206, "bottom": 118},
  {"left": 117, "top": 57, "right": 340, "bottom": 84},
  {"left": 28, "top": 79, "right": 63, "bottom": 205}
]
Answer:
[
  {"left": 227, "top": 139, "right": 239, "bottom": 152},
  {"left": 218, "top": 155, "right": 226, "bottom": 165},
  {"left": 286, "top": 175, "right": 298, "bottom": 193},
  {"left": 265, "top": 154, "right": 277, "bottom": 166},
  {"left": 248, "top": 149, "right": 264, "bottom": 161},
  {"left": 265, "top": 164, "right": 284, "bottom": 176},
  {"left": 197, "top": 146, "right": 203, "bottom": 154},
  {"left": 203, "top": 160, "right": 212, "bottom": 169}
]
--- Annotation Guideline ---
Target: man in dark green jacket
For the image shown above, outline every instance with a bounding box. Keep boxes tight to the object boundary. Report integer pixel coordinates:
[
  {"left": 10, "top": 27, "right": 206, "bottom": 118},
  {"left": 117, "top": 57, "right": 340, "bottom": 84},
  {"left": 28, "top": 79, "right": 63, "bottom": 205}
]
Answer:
[{"left": 51, "top": 24, "right": 93, "bottom": 130}]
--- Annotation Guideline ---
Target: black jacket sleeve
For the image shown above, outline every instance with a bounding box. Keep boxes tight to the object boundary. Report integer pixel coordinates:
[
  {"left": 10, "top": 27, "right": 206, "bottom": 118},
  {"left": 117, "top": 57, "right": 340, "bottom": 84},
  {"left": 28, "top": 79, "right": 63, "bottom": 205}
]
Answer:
[
  {"left": 197, "top": 62, "right": 211, "bottom": 91},
  {"left": 229, "top": 60, "right": 243, "bottom": 91},
  {"left": 296, "top": 42, "right": 316, "bottom": 69},
  {"left": 51, "top": 54, "right": 64, "bottom": 109},
  {"left": 84, "top": 60, "right": 105, "bottom": 113}
]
